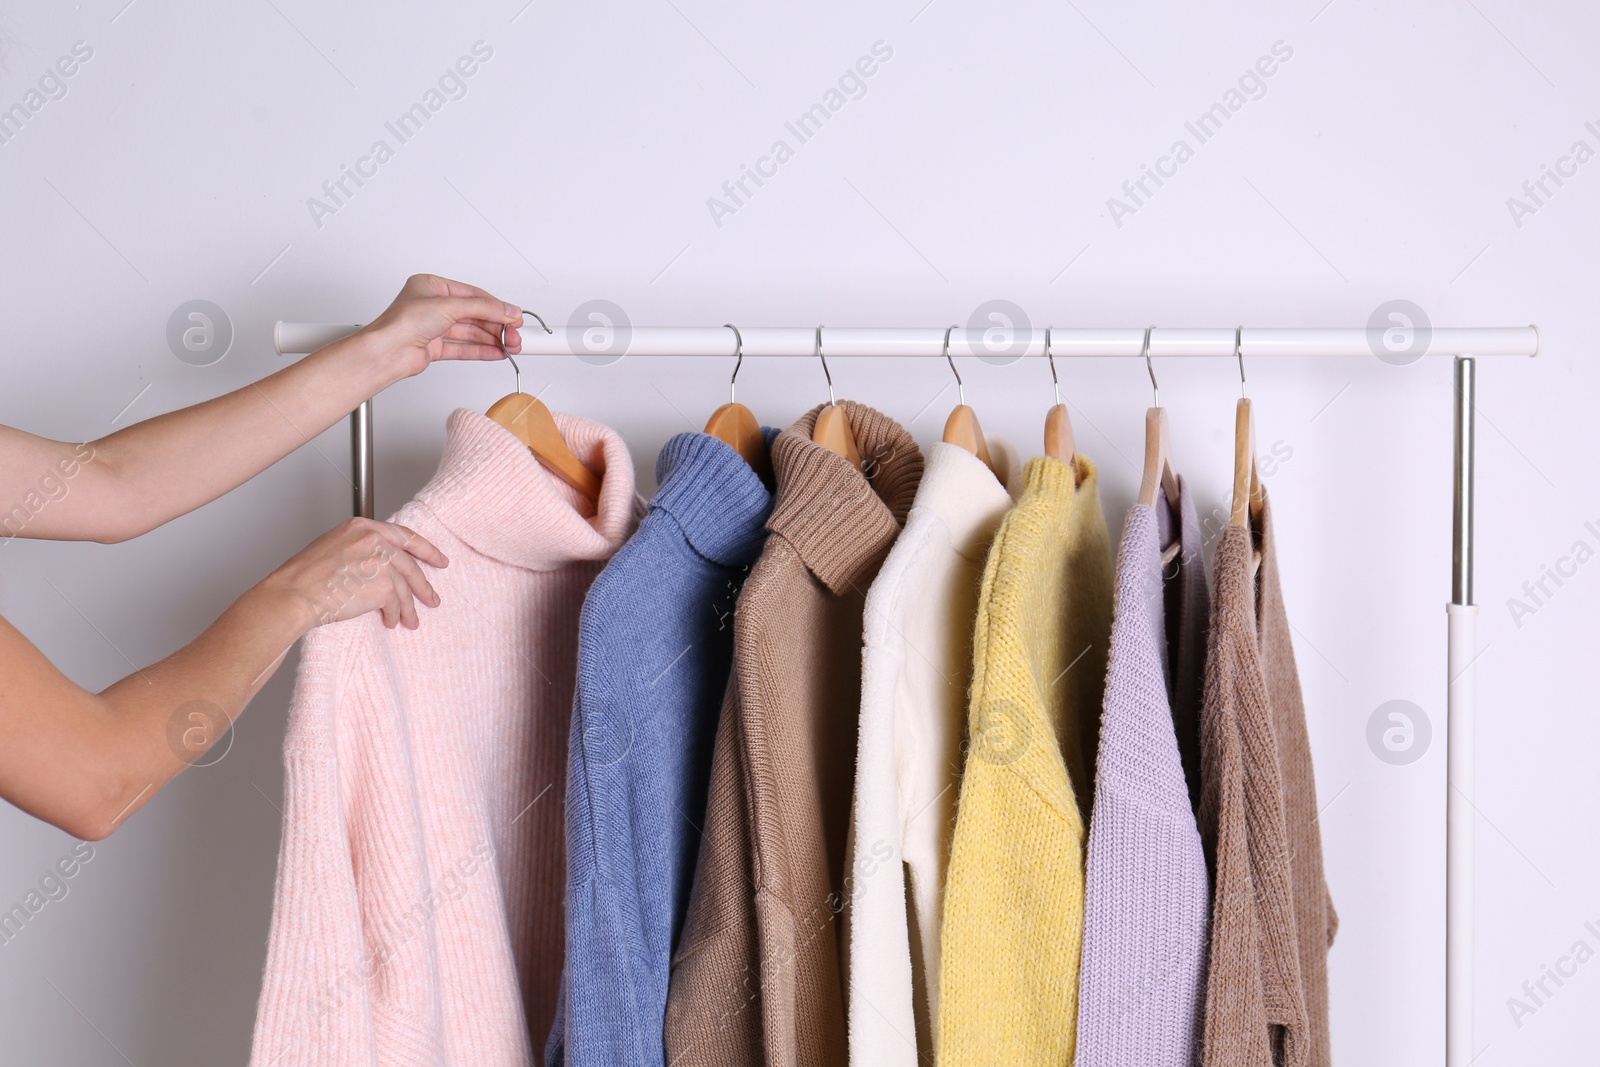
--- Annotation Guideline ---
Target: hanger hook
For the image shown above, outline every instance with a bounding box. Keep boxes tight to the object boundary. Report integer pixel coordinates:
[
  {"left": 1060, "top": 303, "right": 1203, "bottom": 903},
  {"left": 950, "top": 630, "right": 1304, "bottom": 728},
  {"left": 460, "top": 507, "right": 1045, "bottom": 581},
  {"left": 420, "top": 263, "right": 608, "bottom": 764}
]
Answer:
[
  {"left": 498, "top": 307, "right": 552, "bottom": 397},
  {"left": 816, "top": 326, "right": 836, "bottom": 406},
  {"left": 942, "top": 326, "right": 965, "bottom": 407},
  {"left": 1234, "top": 325, "right": 1247, "bottom": 400},
  {"left": 724, "top": 323, "right": 744, "bottom": 406},
  {"left": 1045, "top": 325, "right": 1060, "bottom": 407},
  {"left": 1142, "top": 325, "right": 1159, "bottom": 408}
]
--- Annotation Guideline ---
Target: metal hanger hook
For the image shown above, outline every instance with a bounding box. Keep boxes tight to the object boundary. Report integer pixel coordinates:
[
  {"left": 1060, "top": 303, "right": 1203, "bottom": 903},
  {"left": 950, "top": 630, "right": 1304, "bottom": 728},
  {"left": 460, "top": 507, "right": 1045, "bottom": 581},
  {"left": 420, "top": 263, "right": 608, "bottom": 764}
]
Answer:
[
  {"left": 1234, "top": 325, "right": 1247, "bottom": 400},
  {"left": 816, "top": 326, "right": 836, "bottom": 406},
  {"left": 1142, "top": 325, "right": 1159, "bottom": 408},
  {"left": 499, "top": 308, "right": 553, "bottom": 397},
  {"left": 942, "top": 326, "right": 965, "bottom": 407},
  {"left": 724, "top": 323, "right": 744, "bottom": 406},
  {"left": 1045, "top": 325, "right": 1060, "bottom": 407}
]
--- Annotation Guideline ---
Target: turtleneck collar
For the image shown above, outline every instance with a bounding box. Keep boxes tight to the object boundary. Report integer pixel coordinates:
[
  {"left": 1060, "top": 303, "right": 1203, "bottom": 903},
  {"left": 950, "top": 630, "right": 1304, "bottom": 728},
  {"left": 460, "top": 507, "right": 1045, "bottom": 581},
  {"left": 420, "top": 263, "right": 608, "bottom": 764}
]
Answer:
[
  {"left": 650, "top": 429, "right": 778, "bottom": 567},
  {"left": 766, "top": 401, "right": 924, "bottom": 595},
  {"left": 415, "top": 408, "right": 638, "bottom": 572}
]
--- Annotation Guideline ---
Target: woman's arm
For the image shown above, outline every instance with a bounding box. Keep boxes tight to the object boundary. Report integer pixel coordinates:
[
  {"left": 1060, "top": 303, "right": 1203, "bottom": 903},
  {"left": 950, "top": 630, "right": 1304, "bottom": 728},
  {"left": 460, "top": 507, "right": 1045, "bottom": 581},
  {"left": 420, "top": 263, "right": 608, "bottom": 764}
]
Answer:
[
  {"left": 0, "top": 516, "right": 446, "bottom": 840},
  {"left": 0, "top": 274, "right": 524, "bottom": 544}
]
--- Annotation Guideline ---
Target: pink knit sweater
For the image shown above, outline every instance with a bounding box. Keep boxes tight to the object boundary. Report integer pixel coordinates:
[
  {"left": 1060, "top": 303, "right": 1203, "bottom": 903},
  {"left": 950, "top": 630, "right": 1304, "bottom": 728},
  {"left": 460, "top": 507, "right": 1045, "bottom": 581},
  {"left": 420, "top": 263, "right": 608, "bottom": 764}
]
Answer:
[{"left": 251, "top": 408, "right": 638, "bottom": 1067}]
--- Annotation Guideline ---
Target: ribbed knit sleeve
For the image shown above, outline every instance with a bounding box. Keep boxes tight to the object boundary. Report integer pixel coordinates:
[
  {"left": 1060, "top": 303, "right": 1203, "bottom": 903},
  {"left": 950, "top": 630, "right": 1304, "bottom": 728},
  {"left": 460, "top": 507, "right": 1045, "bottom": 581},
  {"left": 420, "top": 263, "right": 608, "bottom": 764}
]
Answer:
[
  {"left": 938, "top": 455, "right": 1114, "bottom": 1066},
  {"left": 1075, "top": 501, "right": 1210, "bottom": 1066},
  {"left": 250, "top": 625, "right": 382, "bottom": 1064}
]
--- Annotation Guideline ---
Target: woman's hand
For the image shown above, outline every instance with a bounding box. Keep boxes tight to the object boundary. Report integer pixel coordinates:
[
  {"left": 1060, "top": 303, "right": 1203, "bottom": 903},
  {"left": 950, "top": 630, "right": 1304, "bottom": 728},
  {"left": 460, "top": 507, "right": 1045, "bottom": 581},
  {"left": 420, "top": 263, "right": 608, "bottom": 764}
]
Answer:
[
  {"left": 357, "top": 273, "right": 527, "bottom": 380},
  {"left": 1, "top": 273, "right": 526, "bottom": 545},
  {"left": 260, "top": 517, "right": 449, "bottom": 634},
  {"left": 0, "top": 516, "right": 451, "bottom": 839}
]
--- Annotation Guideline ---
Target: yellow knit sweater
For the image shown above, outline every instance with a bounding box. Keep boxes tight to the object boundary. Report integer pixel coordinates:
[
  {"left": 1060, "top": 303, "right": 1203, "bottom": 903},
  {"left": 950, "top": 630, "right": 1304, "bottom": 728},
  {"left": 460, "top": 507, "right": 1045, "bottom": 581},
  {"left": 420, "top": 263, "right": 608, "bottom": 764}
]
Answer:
[{"left": 938, "top": 455, "right": 1114, "bottom": 1065}]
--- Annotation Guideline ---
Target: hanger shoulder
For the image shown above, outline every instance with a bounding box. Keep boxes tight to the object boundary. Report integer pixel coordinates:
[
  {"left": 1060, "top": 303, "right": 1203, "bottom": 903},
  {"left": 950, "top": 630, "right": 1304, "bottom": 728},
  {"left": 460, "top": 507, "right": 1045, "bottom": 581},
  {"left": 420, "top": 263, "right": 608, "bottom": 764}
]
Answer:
[
  {"left": 942, "top": 404, "right": 994, "bottom": 470},
  {"left": 487, "top": 392, "right": 603, "bottom": 500},
  {"left": 813, "top": 404, "right": 863, "bottom": 472},
  {"left": 1137, "top": 406, "right": 1175, "bottom": 508},
  {"left": 705, "top": 401, "right": 773, "bottom": 487},
  {"left": 1230, "top": 396, "right": 1265, "bottom": 575},
  {"left": 1229, "top": 397, "right": 1257, "bottom": 530},
  {"left": 1044, "top": 403, "right": 1075, "bottom": 463}
]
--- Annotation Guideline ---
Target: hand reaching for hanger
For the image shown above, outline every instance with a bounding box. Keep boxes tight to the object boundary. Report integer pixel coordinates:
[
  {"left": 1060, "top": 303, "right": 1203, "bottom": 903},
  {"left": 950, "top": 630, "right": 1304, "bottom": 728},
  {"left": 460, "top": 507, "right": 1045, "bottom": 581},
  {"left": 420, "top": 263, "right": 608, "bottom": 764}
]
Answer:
[
  {"left": 0, "top": 273, "right": 524, "bottom": 545},
  {"left": 359, "top": 273, "right": 526, "bottom": 379}
]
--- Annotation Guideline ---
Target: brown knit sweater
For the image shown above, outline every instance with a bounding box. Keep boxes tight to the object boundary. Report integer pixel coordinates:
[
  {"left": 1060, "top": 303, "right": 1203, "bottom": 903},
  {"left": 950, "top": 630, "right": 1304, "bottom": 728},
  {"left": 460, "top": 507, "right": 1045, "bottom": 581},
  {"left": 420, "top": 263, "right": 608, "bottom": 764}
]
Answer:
[
  {"left": 664, "top": 402, "right": 923, "bottom": 1067},
  {"left": 1198, "top": 494, "right": 1338, "bottom": 1067}
]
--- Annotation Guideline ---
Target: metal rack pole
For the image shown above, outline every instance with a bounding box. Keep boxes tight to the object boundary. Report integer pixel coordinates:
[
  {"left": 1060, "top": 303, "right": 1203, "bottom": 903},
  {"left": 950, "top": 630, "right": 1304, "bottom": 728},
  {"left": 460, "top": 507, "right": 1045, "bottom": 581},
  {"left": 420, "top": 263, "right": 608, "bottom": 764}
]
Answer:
[
  {"left": 351, "top": 398, "right": 374, "bottom": 520},
  {"left": 1446, "top": 356, "right": 1477, "bottom": 1067}
]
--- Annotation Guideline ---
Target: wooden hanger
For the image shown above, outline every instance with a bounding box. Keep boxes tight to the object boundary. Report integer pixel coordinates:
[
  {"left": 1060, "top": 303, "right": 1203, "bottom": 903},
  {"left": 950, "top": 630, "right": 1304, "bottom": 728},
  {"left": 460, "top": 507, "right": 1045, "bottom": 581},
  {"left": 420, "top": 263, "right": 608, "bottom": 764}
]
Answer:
[
  {"left": 940, "top": 327, "right": 995, "bottom": 471},
  {"left": 1043, "top": 326, "right": 1076, "bottom": 463},
  {"left": 811, "top": 326, "right": 863, "bottom": 471},
  {"left": 1135, "top": 328, "right": 1183, "bottom": 566},
  {"left": 704, "top": 325, "right": 773, "bottom": 488},
  {"left": 487, "top": 316, "right": 602, "bottom": 501},
  {"left": 1229, "top": 328, "right": 1265, "bottom": 575}
]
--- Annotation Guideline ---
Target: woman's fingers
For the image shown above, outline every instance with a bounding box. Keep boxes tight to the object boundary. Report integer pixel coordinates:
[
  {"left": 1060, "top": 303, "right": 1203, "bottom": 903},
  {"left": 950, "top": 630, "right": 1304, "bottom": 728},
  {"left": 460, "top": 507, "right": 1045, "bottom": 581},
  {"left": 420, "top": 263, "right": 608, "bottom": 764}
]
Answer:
[
  {"left": 387, "top": 544, "right": 439, "bottom": 608},
  {"left": 435, "top": 296, "right": 521, "bottom": 327},
  {"left": 377, "top": 522, "right": 448, "bottom": 569},
  {"left": 272, "top": 518, "right": 453, "bottom": 631},
  {"left": 435, "top": 342, "right": 513, "bottom": 362},
  {"left": 444, "top": 322, "right": 504, "bottom": 346},
  {"left": 422, "top": 274, "right": 500, "bottom": 301},
  {"left": 368, "top": 275, "right": 529, "bottom": 376},
  {"left": 390, "top": 569, "right": 420, "bottom": 630},
  {"left": 377, "top": 579, "right": 399, "bottom": 629}
]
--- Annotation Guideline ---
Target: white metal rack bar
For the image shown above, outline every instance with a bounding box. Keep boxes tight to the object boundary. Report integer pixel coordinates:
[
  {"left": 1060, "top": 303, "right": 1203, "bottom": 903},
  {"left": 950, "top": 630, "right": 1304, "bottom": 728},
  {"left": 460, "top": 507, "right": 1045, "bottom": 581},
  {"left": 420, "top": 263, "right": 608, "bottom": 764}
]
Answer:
[
  {"left": 276, "top": 319, "right": 1536, "bottom": 1067},
  {"left": 276, "top": 322, "right": 1537, "bottom": 361}
]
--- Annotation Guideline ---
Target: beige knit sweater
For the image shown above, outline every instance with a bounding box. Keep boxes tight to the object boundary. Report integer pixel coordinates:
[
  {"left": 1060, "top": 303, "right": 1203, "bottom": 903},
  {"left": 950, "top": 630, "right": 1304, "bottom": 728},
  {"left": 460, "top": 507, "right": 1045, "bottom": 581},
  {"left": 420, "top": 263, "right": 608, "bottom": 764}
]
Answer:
[
  {"left": 663, "top": 401, "right": 923, "bottom": 1067},
  {"left": 1198, "top": 494, "right": 1337, "bottom": 1067}
]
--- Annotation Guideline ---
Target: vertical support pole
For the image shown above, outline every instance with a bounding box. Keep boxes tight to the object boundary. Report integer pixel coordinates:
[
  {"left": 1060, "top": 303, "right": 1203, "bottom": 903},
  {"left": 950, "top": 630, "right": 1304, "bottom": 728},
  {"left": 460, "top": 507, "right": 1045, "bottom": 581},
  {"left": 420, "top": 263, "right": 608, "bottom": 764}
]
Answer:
[
  {"left": 351, "top": 400, "right": 374, "bottom": 519},
  {"left": 1446, "top": 356, "right": 1477, "bottom": 1067},
  {"left": 1453, "top": 357, "right": 1475, "bottom": 606}
]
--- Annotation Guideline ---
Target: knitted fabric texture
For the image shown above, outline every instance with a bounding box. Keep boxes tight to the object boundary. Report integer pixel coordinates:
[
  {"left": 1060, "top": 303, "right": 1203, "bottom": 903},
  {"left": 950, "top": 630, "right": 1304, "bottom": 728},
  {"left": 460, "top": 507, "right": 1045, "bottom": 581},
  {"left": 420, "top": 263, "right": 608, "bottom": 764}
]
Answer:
[
  {"left": 545, "top": 431, "right": 777, "bottom": 1067},
  {"left": 664, "top": 401, "right": 923, "bottom": 1067},
  {"left": 845, "top": 441, "right": 1020, "bottom": 1067},
  {"left": 938, "top": 454, "right": 1114, "bottom": 1065},
  {"left": 1198, "top": 493, "right": 1338, "bottom": 1067},
  {"left": 251, "top": 408, "right": 637, "bottom": 1067},
  {"left": 1075, "top": 482, "right": 1211, "bottom": 1067}
]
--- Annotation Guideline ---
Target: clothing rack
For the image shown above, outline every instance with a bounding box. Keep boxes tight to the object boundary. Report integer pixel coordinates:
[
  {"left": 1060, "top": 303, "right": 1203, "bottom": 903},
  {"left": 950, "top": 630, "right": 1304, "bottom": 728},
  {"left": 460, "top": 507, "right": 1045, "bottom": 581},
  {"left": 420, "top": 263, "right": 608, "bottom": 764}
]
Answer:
[{"left": 275, "top": 319, "right": 1537, "bottom": 1067}]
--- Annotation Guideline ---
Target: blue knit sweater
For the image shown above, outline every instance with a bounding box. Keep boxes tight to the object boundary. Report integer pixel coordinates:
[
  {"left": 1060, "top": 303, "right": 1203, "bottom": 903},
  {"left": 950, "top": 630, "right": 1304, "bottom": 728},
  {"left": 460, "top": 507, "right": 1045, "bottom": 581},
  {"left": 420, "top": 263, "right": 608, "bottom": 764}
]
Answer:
[{"left": 547, "top": 430, "right": 775, "bottom": 1067}]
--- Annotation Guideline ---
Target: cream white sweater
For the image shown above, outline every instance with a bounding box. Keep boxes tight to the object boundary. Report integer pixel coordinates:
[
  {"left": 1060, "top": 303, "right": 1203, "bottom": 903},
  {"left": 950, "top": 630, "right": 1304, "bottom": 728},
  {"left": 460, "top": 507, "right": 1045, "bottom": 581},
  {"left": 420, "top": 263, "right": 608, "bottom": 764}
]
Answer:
[
  {"left": 251, "top": 409, "right": 637, "bottom": 1066},
  {"left": 844, "top": 441, "right": 1018, "bottom": 1066}
]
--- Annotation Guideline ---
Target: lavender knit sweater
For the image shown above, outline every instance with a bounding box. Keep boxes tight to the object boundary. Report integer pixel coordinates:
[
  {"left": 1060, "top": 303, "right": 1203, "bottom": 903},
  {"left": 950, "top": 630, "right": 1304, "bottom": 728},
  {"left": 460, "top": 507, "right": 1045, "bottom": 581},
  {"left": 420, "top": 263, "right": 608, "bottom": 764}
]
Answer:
[{"left": 1076, "top": 482, "right": 1211, "bottom": 1066}]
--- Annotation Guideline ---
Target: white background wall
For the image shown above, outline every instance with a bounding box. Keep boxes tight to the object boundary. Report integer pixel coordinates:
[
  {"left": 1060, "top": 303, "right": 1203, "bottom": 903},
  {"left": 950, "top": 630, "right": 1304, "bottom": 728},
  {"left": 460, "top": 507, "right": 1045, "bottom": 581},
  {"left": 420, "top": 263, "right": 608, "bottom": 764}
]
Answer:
[{"left": 0, "top": 0, "right": 1595, "bottom": 1062}]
